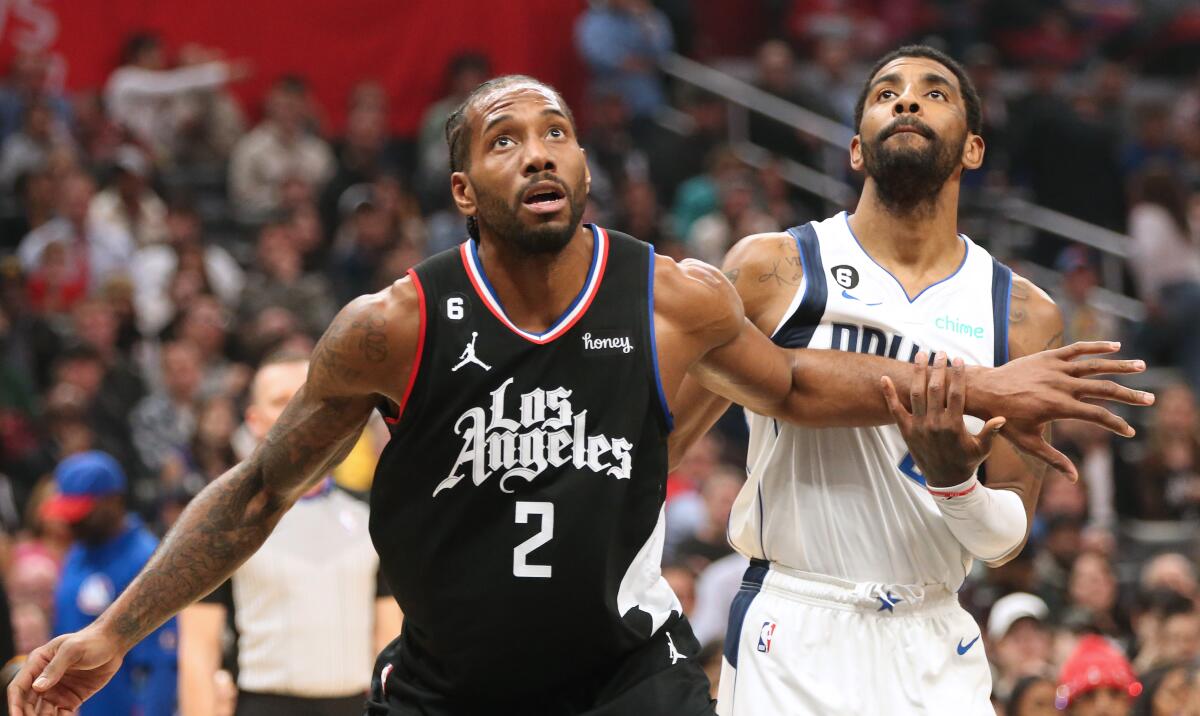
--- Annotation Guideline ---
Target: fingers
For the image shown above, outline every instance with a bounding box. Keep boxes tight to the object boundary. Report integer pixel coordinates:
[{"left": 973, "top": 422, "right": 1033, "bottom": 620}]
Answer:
[
  {"left": 1051, "top": 341, "right": 1121, "bottom": 360},
  {"left": 1071, "top": 401, "right": 1136, "bottom": 437},
  {"left": 973, "top": 416, "right": 1007, "bottom": 456},
  {"left": 927, "top": 352, "right": 947, "bottom": 413},
  {"left": 1072, "top": 378, "right": 1155, "bottom": 406},
  {"left": 880, "top": 376, "right": 911, "bottom": 430},
  {"left": 10, "top": 639, "right": 58, "bottom": 716},
  {"left": 911, "top": 352, "right": 928, "bottom": 417},
  {"left": 33, "top": 640, "right": 77, "bottom": 694},
  {"left": 1002, "top": 425, "right": 1079, "bottom": 482},
  {"left": 1067, "top": 357, "right": 1146, "bottom": 378},
  {"left": 948, "top": 357, "right": 966, "bottom": 417}
]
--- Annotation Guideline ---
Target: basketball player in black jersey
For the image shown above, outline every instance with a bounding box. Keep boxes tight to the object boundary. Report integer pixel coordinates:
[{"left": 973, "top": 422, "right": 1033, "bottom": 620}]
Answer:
[{"left": 11, "top": 76, "right": 1152, "bottom": 716}]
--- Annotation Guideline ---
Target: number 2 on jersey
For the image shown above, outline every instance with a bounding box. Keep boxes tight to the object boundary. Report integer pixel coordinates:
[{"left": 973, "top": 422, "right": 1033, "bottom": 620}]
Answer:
[{"left": 513, "top": 501, "right": 553, "bottom": 578}]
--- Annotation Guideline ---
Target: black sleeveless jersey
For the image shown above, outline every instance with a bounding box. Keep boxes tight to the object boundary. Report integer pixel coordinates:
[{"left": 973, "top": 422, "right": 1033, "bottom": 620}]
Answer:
[{"left": 370, "top": 226, "right": 681, "bottom": 699}]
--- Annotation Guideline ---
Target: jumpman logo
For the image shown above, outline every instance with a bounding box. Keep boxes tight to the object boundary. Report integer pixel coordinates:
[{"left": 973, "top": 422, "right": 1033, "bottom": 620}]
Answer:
[
  {"left": 452, "top": 332, "right": 492, "bottom": 372},
  {"left": 666, "top": 632, "right": 687, "bottom": 665}
]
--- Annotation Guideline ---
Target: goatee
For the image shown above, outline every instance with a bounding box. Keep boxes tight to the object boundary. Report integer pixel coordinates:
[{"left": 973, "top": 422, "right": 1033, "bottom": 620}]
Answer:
[
  {"left": 861, "top": 119, "right": 965, "bottom": 215},
  {"left": 473, "top": 176, "right": 586, "bottom": 255}
]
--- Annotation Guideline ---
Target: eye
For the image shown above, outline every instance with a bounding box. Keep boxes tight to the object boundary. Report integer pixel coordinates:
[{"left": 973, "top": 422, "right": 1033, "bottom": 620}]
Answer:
[
  {"left": 492, "top": 136, "right": 514, "bottom": 149},
  {"left": 878, "top": 89, "right": 896, "bottom": 101},
  {"left": 929, "top": 90, "right": 946, "bottom": 100},
  {"left": 548, "top": 126, "right": 565, "bottom": 139}
]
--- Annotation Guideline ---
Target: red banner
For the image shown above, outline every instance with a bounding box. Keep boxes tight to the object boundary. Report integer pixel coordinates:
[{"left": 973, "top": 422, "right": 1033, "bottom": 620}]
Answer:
[{"left": 0, "top": 0, "right": 587, "bottom": 135}]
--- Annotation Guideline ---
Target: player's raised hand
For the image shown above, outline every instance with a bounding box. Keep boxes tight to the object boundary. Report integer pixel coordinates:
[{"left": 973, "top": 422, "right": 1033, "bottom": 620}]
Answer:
[
  {"left": 882, "top": 353, "right": 1006, "bottom": 488},
  {"left": 965, "top": 341, "right": 1153, "bottom": 478},
  {"left": 8, "top": 626, "right": 125, "bottom": 715}
]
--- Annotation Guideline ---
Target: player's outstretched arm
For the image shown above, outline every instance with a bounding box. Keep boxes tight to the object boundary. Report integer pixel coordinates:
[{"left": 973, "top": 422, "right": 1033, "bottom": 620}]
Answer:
[
  {"left": 9, "top": 284, "right": 420, "bottom": 715},
  {"left": 668, "top": 234, "right": 1153, "bottom": 476}
]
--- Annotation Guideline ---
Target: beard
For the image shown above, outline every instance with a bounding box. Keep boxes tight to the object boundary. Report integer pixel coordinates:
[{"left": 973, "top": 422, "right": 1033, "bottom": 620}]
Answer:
[
  {"left": 472, "top": 173, "right": 587, "bottom": 255},
  {"left": 861, "top": 118, "right": 965, "bottom": 214}
]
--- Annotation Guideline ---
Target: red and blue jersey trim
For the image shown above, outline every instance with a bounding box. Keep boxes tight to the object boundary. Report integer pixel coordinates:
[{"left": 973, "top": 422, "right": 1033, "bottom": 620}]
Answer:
[
  {"left": 459, "top": 224, "right": 609, "bottom": 344},
  {"left": 385, "top": 268, "right": 427, "bottom": 426}
]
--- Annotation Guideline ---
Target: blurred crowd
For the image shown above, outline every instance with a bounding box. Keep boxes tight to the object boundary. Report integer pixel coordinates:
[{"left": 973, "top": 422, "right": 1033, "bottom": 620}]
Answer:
[{"left": 0, "top": 0, "right": 1197, "bottom": 713}]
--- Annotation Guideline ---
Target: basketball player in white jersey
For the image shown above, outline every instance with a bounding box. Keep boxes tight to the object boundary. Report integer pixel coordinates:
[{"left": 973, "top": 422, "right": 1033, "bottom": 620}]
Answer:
[{"left": 672, "top": 45, "right": 1118, "bottom": 714}]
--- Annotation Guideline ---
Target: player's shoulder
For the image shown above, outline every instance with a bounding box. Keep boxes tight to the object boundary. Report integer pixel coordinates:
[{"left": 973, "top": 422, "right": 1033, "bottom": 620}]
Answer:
[
  {"left": 723, "top": 231, "right": 800, "bottom": 274},
  {"left": 310, "top": 277, "right": 422, "bottom": 395},
  {"left": 1009, "top": 273, "right": 1063, "bottom": 357},
  {"left": 651, "top": 253, "right": 743, "bottom": 337}
]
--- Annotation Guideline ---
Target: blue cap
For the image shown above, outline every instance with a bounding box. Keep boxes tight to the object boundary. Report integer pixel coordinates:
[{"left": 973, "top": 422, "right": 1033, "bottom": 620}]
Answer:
[{"left": 43, "top": 451, "right": 126, "bottom": 523}]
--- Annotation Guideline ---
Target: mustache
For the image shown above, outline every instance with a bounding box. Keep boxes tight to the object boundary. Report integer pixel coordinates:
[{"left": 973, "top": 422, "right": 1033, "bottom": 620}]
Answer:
[{"left": 876, "top": 117, "right": 935, "bottom": 142}]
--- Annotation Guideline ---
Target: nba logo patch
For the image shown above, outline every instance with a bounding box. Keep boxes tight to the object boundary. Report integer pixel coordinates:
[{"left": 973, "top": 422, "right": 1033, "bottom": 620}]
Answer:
[{"left": 757, "top": 622, "right": 776, "bottom": 653}]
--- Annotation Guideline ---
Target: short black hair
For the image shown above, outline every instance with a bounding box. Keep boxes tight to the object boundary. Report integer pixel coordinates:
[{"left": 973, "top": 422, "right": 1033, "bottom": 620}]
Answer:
[
  {"left": 853, "top": 45, "right": 982, "bottom": 136},
  {"left": 122, "top": 32, "right": 161, "bottom": 65},
  {"left": 444, "top": 75, "right": 575, "bottom": 175}
]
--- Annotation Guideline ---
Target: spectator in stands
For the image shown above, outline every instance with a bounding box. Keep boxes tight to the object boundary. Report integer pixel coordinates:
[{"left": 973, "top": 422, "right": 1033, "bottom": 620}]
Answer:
[
  {"left": 415, "top": 53, "right": 491, "bottom": 206},
  {"left": 0, "top": 99, "right": 74, "bottom": 191},
  {"left": 672, "top": 466, "right": 741, "bottom": 573},
  {"left": 748, "top": 39, "right": 832, "bottom": 169},
  {"left": 988, "top": 592, "right": 1054, "bottom": 701},
  {"left": 1065, "top": 551, "right": 1126, "bottom": 639},
  {"left": 105, "top": 32, "right": 248, "bottom": 160},
  {"left": 320, "top": 83, "right": 401, "bottom": 235},
  {"left": 17, "top": 171, "right": 134, "bottom": 313},
  {"left": 669, "top": 145, "right": 744, "bottom": 242},
  {"left": 575, "top": 0, "right": 674, "bottom": 128},
  {"left": 615, "top": 177, "right": 676, "bottom": 252},
  {"left": 70, "top": 91, "right": 123, "bottom": 168},
  {"left": 131, "top": 200, "right": 245, "bottom": 337},
  {"left": 169, "top": 42, "right": 249, "bottom": 166},
  {"left": 687, "top": 177, "right": 777, "bottom": 266},
  {"left": 172, "top": 294, "right": 247, "bottom": 398},
  {"left": 240, "top": 220, "right": 338, "bottom": 338},
  {"left": 1140, "top": 553, "right": 1198, "bottom": 602},
  {"left": 130, "top": 340, "right": 203, "bottom": 478},
  {"left": 87, "top": 144, "right": 168, "bottom": 247},
  {"left": 178, "top": 354, "right": 401, "bottom": 716},
  {"left": 1132, "top": 589, "right": 1193, "bottom": 673},
  {"left": 1056, "top": 634, "right": 1139, "bottom": 715},
  {"left": 330, "top": 184, "right": 404, "bottom": 303},
  {"left": 44, "top": 451, "right": 177, "bottom": 715},
  {"left": 1127, "top": 166, "right": 1200, "bottom": 392},
  {"left": 1131, "top": 663, "right": 1198, "bottom": 716},
  {"left": 1007, "top": 675, "right": 1058, "bottom": 716},
  {"left": 0, "top": 50, "right": 72, "bottom": 144},
  {"left": 1122, "top": 102, "right": 1183, "bottom": 178},
  {"left": 1053, "top": 246, "right": 1118, "bottom": 345},
  {"left": 1134, "top": 384, "right": 1200, "bottom": 520},
  {"left": 798, "top": 36, "right": 861, "bottom": 125},
  {"left": 1, "top": 168, "right": 55, "bottom": 250},
  {"left": 229, "top": 75, "right": 334, "bottom": 221}
]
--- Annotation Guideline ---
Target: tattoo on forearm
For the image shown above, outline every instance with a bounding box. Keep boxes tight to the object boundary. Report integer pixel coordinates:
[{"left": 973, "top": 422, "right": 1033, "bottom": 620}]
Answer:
[{"left": 108, "top": 310, "right": 383, "bottom": 646}]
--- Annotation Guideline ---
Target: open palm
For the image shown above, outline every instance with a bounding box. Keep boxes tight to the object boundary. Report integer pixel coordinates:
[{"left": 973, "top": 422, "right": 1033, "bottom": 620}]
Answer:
[{"left": 8, "top": 629, "right": 125, "bottom": 714}]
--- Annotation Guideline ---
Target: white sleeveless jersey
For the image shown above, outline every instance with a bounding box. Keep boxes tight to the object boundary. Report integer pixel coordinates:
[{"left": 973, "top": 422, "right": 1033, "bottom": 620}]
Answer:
[{"left": 731, "top": 212, "right": 1014, "bottom": 591}]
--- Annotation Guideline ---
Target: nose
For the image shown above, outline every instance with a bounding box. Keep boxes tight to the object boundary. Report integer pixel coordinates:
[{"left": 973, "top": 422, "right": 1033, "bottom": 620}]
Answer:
[
  {"left": 892, "top": 88, "right": 921, "bottom": 117},
  {"left": 522, "top": 137, "right": 556, "bottom": 176}
]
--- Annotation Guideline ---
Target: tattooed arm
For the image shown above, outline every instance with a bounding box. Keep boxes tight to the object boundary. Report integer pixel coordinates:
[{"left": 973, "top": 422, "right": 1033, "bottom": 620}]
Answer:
[{"left": 9, "top": 281, "right": 421, "bottom": 714}]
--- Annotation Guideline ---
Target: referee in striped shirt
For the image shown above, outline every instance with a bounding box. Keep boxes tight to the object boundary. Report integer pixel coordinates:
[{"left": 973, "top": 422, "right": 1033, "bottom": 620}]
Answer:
[{"left": 178, "top": 353, "right": 403, "bottom": 716}]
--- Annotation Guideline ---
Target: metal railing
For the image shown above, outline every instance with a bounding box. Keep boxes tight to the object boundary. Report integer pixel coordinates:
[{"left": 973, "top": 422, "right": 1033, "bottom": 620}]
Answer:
[{"left": 659, "top": 53, "right": 1145, "bottom": 322}]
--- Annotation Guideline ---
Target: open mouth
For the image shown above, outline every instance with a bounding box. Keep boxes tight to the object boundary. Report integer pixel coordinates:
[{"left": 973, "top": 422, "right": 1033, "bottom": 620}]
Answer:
[{"left": 522, "top": 183, "right": 567, "bottom": 215}]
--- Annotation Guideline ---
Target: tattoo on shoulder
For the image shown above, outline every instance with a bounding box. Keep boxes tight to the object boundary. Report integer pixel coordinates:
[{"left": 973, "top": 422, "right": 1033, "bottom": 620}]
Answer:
[
  {"left": 356, "top": 315, "right": 389, "bottom": 363},
  {"left": 757, "top": 258, "right": 803, "bottom": 287},
  {"left": 723, "top": 268, "right": 740, "bottom": 284},
  {"left": 1042, "top": 329, "right": 1064, "bottom": 351},
  {"left": 1009, "top": 280, "right": 1030, "bottom": 324}
]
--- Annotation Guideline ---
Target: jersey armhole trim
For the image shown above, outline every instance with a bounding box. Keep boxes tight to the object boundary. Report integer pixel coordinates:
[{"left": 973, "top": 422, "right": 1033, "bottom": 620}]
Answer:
[
  {"left": 991, "top": 259, "right": 1013, "bottom": 366},
  {"left": 386, "top": 268, "right": 427, "bottom": 425},
  {"left": 768, "top": 230, "right": 808, "bottom": 340},
  {"left": 647, "top": 245, "right": 674, "bottom": 433}
]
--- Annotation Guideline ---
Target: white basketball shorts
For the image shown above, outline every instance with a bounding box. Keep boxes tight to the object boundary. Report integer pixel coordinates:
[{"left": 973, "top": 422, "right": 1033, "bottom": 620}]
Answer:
[{"left": 717, "top": 560, "right": 992, "bottom": 715}]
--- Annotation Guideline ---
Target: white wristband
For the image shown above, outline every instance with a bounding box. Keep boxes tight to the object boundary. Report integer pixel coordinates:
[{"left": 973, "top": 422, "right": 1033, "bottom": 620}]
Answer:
[{"left": 927, "top": 475, "right": 1027, "bottom": 562}]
